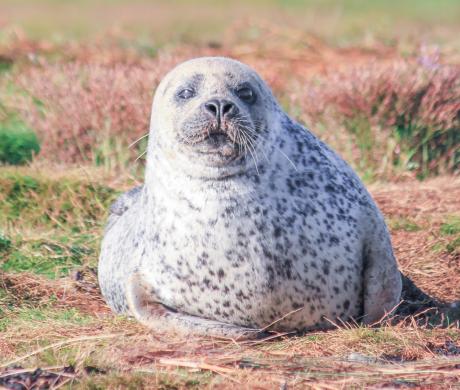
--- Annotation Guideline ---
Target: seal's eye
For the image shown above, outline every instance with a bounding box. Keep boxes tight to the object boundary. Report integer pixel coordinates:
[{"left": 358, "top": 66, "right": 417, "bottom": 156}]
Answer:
[
  {"left": 178, "top": 88, "right": 195, "bottom": 100},
  {"left": 236, "top": 87, "right": 255, "bottom": 103}
]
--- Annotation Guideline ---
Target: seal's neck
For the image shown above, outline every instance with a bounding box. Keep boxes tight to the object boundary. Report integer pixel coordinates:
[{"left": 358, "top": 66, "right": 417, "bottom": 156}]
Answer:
[
  {"left": 145, "top": 149, "right": 268, "bottom": 203},
  {"left": 144, "top": 117, "right": 290, "bottom": 203}
]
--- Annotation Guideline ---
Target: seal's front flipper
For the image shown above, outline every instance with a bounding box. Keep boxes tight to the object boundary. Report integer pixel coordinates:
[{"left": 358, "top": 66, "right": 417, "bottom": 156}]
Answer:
[
  {"left": 105, "top": 186, "right": 144, "bottom": 232},
  {"left": 126, "top": 271, "right": 264, "bottom": 340},
  {"left": 110, "top": 186, "right": 143, "bottom": 216}
]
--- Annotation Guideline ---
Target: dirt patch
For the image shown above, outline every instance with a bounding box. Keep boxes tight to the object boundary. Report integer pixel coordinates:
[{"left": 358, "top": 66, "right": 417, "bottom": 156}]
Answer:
[
  {"left": 0, "top": 366, "right": 77, "bottom": 390},
  {"left": 0, "top": 270, "right": 110, "bottom": 315},
  {"left": 428, "top": 340, "right": 460, "bottom": 356}
]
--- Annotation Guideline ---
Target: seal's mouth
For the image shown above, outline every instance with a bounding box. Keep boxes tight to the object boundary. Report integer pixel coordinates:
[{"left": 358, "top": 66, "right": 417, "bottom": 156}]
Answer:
[
  {"left": 178, "top": 117, "right": 256, "bottom": 167},
  {"left": 194, "top": 132, "right": 238, "bottom": 158}
]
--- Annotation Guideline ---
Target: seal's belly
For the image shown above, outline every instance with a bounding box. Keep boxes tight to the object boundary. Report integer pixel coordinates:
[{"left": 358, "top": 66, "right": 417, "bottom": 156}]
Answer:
[{"left": 141, "top": 197, "right": 365, "bottom": 330}]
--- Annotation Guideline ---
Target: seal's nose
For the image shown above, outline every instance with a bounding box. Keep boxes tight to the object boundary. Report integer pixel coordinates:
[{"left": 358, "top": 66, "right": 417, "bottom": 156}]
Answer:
[{"left": 204, "top": 99, "right": 238, "bottom": 121}]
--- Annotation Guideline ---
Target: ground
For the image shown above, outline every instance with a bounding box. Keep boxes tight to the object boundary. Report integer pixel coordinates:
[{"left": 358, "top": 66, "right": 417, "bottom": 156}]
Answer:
[
  {"left": 0, "top": 1, "right": 459, "bottom": 389},
  {"left": 0, "top": 170, "right": 458, "bottom": 389}
]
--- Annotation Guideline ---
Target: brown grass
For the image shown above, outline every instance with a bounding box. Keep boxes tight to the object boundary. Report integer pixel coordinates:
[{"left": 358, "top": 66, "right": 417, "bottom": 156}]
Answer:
[
  {"left": 1, "top": 175, "right": 459, "bottom": 389},
  {"left": 372, "top": 176, "right": 460, "bottom": 302},
  {"left": 1, "top": 295, "right": 459, "bottom": 389},
  {"left": 0, "top": 271, "right": 109, "bottom": 316}
]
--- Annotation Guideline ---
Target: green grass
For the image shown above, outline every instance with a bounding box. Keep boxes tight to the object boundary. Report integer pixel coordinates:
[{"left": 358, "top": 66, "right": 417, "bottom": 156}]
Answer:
[
  {"left": 1, "top": 0, "right": 459, "bottom": 46},
  {"left": 0, "top": 116, "right": 40, "bottom": 165},
  {"left": 0, "top": 170, "right": 118, "bottom": 277},
  {"left": 432, "top": 215, "right": 460, "bottom": 255},
  {"left": 16, "top": 306, "right": 93, "bottom": 326},
  {"left": 440, "top": 216, "right": 460, "bottom": 236},
  {"left": 0, "top": 235, "right": 96, "bottom": 278},
  {"left": 446, "top": 237, "right": 460, "bottom": 254},
  {"left": 0, "top": 304, "right": 94, "bottom": 333},
  {"left": 439, "top": 216, "right": 460, "bottom": 254},
  {"left": 387, "top": 217, "right": 421, "bottom": 232},
  {"left": 0, "top": 171, "right": 118, "bottom": 229},
  {"left": 0, "top": 232, "right": 12, "bottom": 252},
  {"left": 78, "top": 371, "right": 212, "bottom": 390},
  {"left": 342, "top": 327, "right": 403, "bottom": 348},
  {"left": 395, "top": 126, "right": 460, "bottom": 180}
]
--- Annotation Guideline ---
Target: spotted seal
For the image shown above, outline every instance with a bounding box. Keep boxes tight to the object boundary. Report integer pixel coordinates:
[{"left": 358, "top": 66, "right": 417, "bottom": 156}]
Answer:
[{"left": 98, "top": 57, "right": 402, "bottom": 338}]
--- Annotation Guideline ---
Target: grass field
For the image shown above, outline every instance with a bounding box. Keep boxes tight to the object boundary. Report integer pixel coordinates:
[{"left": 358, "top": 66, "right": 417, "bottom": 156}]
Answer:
[{"left": 0, "top": 1, "right": 459, "bottom": 388}]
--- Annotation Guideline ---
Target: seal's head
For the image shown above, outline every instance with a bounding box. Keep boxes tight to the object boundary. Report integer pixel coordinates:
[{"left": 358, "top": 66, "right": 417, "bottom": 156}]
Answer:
[{"left": 148, "top": 57, "right": 281, "bottom": 179}]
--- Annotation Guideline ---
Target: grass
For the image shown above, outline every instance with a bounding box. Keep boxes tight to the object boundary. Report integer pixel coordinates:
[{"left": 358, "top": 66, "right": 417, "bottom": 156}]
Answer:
[
  {"left": 0, "top": 116, "right": 40, "bottom": 165},
  {"left": 0, "top": 169, "right": 459, "bottom": 388},
  {"left": 0, "top": 306, "right": 94, "bottom": 333},
  {"left": 0, "top": 169, "right": 120, "bottom": 280},
  {"left": 439, "top": 216, "right": 460, "bottom": 254},
  {"left": 440, "top": 216, "right": 460, "bottom": 236},
  {"left": 2, "top": 319, "right": 460, "bottom": 388},
  {"left": 0, "top": 1, "right": 459, "bottom": 387},
  {"left": 0, "top": 235, "right": 95, "bottom": 278},
  {"left": 0, "top": 169, "right": 118, "bottom": 229},
  {"left": 387, "top": 217, "right": 421, "bottom": 232},
  {"left": 1, "top": 0, "right": 460, "bottom": 47}
]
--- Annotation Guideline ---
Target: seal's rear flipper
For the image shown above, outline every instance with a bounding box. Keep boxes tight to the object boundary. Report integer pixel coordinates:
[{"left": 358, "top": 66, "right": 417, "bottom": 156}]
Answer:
[{"left": 125, "top": 271, "right": 265, "bottom": 340}]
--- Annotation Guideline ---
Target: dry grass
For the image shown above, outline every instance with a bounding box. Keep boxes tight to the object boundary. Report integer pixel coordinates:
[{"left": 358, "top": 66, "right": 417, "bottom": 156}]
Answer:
[
  {"left": 1, "top": 284, "right": 459, "bottom": 389},
  {"left": 372, "top": 177, "right": 460, "bottom": 302},
  {"left": 1, "top": 171, "right": 459, "bottom": 389},
  {"left": 1, "top": 271, "right": 109, "bottom": 316}
]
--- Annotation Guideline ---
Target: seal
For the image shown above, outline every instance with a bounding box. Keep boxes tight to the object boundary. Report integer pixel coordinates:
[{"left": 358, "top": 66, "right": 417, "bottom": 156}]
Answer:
[{"left": 98, "top": 57, "right": 402, "bottom": 338}]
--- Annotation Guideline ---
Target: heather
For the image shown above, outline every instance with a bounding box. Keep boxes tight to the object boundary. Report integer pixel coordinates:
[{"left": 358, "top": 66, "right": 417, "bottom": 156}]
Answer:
[
  {"left": 2, "top": 39, "right": 458, "bottom": 179},
  {"left": 298, "top": 60, "right": 460, "bottom": 178}
]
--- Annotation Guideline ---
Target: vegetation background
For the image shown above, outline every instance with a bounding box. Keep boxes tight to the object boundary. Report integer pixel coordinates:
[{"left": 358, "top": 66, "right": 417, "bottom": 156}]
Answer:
[{"left": 0, "top": 0, "right": 459, "bottom": 388}]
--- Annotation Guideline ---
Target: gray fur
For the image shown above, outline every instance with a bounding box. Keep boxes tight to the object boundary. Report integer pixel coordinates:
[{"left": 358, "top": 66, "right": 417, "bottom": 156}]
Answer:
[
  {"left": 110, "top": 186, "right": 143, "bottom": 216},
  {"left": 98, "top": 57, "right": 402, "bottom": 337},
  {"left": 105, "top": 186, "right": 143, "bottom": 233}
]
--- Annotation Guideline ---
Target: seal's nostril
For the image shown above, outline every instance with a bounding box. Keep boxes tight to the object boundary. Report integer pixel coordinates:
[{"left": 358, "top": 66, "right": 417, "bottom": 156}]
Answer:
[
  {"left": 204, "top": 99, "right": 238, "bottom": 120},
  {"left": 222, "top": 102, "right": 235, "bottom": 117},
  {"left": 205, "top": 100, "right": 219, "bottom": 118}
]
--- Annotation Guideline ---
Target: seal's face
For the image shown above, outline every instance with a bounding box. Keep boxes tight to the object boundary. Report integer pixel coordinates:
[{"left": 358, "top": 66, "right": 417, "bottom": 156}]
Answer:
[
  {"left": 174, "top": 75, "right": 259, "bottom": 167},
  {"left": 150, "top": 57, "right": 280, "bottom": 177}
]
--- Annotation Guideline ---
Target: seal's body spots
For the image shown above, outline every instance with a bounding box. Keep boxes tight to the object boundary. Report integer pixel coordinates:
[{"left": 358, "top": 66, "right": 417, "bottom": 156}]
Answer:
[{"left": 98, "top": 57, "right": 402, "bottom": 337}]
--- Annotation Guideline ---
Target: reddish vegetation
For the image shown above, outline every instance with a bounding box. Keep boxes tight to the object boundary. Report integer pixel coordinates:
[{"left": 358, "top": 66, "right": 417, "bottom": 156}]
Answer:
[
  {"left": 298, "top": 61, "right": 460, "bottom": 175},
  {"left": 2, "top": 26, "right": 458, "bottom": 177},
  {"left": 10, "top": 64, "right": 160, "bottom": 162},
  {"left": 301, "top": 61, "right": 460, "bottom": 128}
]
